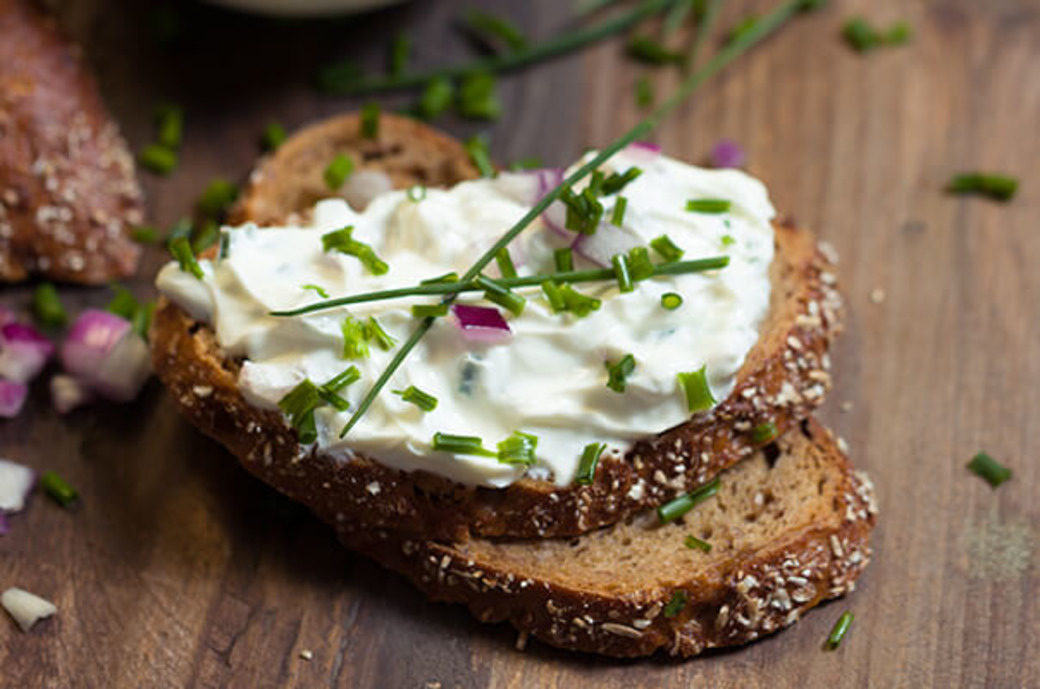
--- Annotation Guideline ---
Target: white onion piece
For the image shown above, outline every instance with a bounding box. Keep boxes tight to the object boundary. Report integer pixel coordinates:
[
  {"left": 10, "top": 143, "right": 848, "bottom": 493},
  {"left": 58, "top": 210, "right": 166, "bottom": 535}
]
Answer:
[
  {"left": 50, "top": 375, "right": 93, "bottom": 414},
  {"left": 0, "top": 380, "right": 28, "bottom": 418},
  {"left": 0, "top": 459, "right": 35, "bottom": 512},
  {"left": 2, "top": 587, "right": 57, "bottom": 632},
  {"left": 0, "top": 323, "right": 54, "bottom": 383},
  {"left": 92, "top": 332, "right": 151, "bottom": 402},
  {"left": 341, "top": 170, "right": 393, "bottom": 210},
  {"left": 60, "top": 310, "right": 131, "bottom": 381}
]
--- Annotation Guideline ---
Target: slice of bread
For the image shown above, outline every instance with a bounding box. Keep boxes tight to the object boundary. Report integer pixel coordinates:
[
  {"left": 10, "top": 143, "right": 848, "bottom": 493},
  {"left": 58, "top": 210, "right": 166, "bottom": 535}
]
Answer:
[
  {"left": 151, "top": 112, "right": 843, "bottom": 540},
  {"left": 339, "top": 419, "right": 877, "bottom": 658},
  {"left": 0, "top": 0, "right": 143, "bottom": 283}
]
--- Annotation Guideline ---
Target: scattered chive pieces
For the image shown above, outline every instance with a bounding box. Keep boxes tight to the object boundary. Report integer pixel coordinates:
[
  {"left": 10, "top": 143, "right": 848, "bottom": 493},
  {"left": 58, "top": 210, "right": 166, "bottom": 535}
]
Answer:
[
  {"left": 657, "top": 477, "right": 721, "bottom": 524},
  {"left": 611, "top": 196, "right": 628, "bottom": 226},
  {"left": 967, "top": 452, "right": 1012, "bottom": 488},
  {"left": 191, "top": 220, "right": 220, "bottom": 253},
  {"left": 322, "top": 226, "right": 389, "bottom": 275},
  {"left": 946, "top": 173, "right": 1018, "bottom": 202},
  {"left": 417, "top": 76, "right": 454, "bottom": 120},
  {"left": 412, "top": 303, "right": 450, "bottom": 318},
  {"left": 131, "top": 225, "right": 160, "bottom": 244},
  {"left": 360, "top": 102, "right": 381, "bottom": 139},
  {"left": 262, "top": 121, "right": 287, "bottom": 151},
  {"left": 663, "top": 590, "right": 687, "bottom": 618},
  {"left": 465, "top": 134, "right": 495, "bottom": 177},
  {"left": 559, "top": 284, "right": 601, "bottom": 317},
  {"left": 605, "top": 354, "right": 636, "bottom": 393},
  {"left": 463, "top": 9, "right": 527, "bottom": 52},
  {"left": 495, "top": 247, "right": 518, "bottom": 279},
  {"left": 827, "top": 611, "right": 854, "bottom": 650},
  {"left": 661, "top": 292, "right": 683, "bottom": 310},
  {"left": 497, "top": 431, "right": 539, "bottom": 466},
  {"left": 389, "top": 33, "right": 411, "bottom": 75},
  {"left": 677, "top": 366, "right": 715, "bottom": 412},
  {"left": 170, "top": 236, "right": 203, "bottom": 279},
  {"left": 196, "top": 178, "right": 238, "bottom": 219},
  {"left": 420, "top": 272, "right": 458, "bottom": 284},
  {"left": 751, "top": 421, "right": 779, "bottom": 444},
  {"left": 685, "top": 534, "right": 713, "bottom": 552},
  {"left": 458, "top": 71, "right": 501, "bottom": 120},
  {"left": 40, "top": 470, "right": 77, "bottom": 507},
  {"left": 432, "top": 432, "right": 495, "bottom": 457},
  {"left": 475, "top": 275, "right": 525, "bottom": 315},
  {"left": 540, "top": 280, "right": 567, "bottom": 313},
  {"left": 154, "top": 104, "right": 184, "bottom": 150},
  {"left": 626, "top": 35, "right": 682, "bottom": 64},
  {"left": 132, "top": 301, "right": 155, "bottom": 340},
  {"left": 721, "top": 234, "right": 736, "bottom": 247},
  {"left": 508, "top": 157, "right": 543, "bottom": 171},
  {"left": 686, "top": 198, "right": 731, "bottom": 213},
  {"left": 322, "top": 365, "right": 361, "bottom": 394},
  {"left": 407, "top": 185, "right": 427, "bottom": 202},
  {"left": 341, "top": 315, "right": 370, "bottom": 360},
  {"left": 843, "top": 17, "right": 911, "bottom": 52},
  {"left": 167, "top": 216, "right": 193, "bottom": 244},
  {"left": 32, "top": 283, "right": 67, "bottom": 327},
  {"left": 106, "top": 284, "right": 139, "bottom": 320},
  {"left": 278, "top": 380, "right": 321, "bottom": 444},
  {"left": 612, "top": 253, "right": 634, "bottom": 293},
  {"left": 601, "top": 167, "right": 643, "bottom": 195},
  {"left": 554, "top": 247, "right": 574, "bottom": 273},
  {"left": 393, "top": 385, "right": 438, "bottom": 412},
  {"left": 364, "top": 316, "right": 397, "bottom": 351},
  {"left": 302, "top": 284, "right": 329, "bottom": 299},
  {"left": 886, "top": 21, "right": 912, "bottom": 45},
  {"left": 650, "top": 234, "right": 685, "bottom": 262},
  {"left": 323, "top": 153, "right": 354, "bottom": 190},
  {"left": 560, "top": 185, "right": 603, "bottom": 235},
  {"left": 626, "top": 246, "right": 654, "bottom": 281},
  {"left": 575, "top": 442, "right": 605, "bottom": 485},
  {"left": 138, "top": 143, "right": 178, "bottom": 175},
  {"left": 636, "top": 75, "right": 654, "bottom": 108}
]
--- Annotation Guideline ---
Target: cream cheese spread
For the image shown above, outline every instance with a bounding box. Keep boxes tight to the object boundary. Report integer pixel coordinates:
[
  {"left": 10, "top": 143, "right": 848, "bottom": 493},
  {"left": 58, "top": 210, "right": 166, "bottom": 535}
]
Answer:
[{"left": 157, "top": 149, "right": 776, "bottom": 487}]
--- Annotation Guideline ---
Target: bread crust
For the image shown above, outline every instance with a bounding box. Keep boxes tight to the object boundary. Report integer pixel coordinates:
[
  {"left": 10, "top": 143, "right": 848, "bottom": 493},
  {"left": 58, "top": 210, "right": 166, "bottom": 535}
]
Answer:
[{"left": 0, "top": 0, "right": 143, "bottom": 283}]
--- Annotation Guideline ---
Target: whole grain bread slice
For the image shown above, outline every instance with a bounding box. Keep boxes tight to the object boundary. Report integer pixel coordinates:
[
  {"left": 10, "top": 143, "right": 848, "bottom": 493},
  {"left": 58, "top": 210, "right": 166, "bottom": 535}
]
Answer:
[
  {"left": 151, "top": 112, "right": 844, "bottom": 541},
  {"left": 339, "top": 419, "right": 877, "bottom": 658}
]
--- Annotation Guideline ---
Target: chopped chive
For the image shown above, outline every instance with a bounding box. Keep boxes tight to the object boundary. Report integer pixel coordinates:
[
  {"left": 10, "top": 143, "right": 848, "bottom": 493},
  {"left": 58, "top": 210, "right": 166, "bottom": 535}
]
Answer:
[
  {"left": 661, "top": 292, "right": 683, "bottom": 310},
  {"left": 389, "top": 33, "right": 411, "bottom": 75},
  {"left": 196, "top": 178, "right": 238, "bottom": 219},
  {"left": 657, "top": 477, "right": 721, "bottom": 523},
  {"left": 684, "top": 534, "right": 713, "bottom": 552},
  {"left": 751, "top": 421, "right": 779, "bottom": 444},
  {"left": 827, "top": 611, "right": 854, "bottom": 650},
  {"left": 191, "top": 220, "right": 220, "bottom": 253},
  {"left": 626, "top": 246, "right": 654, "bottom": 281},
  {"left": 302, "top": 284, "right": 329, "bottom": 299},
  {"left": 420, "top": 272, "right": 458, "bottom": 284},
  {"left": 686, "top": 198, "right": 732, "bottom": 213},
  {"left": 393, "top": 385, "right": 438, "bottom": 412},
  {"left": 575, "top": 442, "right": 605, "bottom": 485},
  {"left": 417, "top": 76, "right": 454, "bottom": 120},
  {"left": 130, "top": 225, "right": 160, "bottom": 244},
  {"left": 364, "top": 316, "right": 397, "bottom": 351},
  {"left": 432, "top": 432, "right": 495, "bottom": 457},
  {"left": 412, "top": 303, "right": 450, "bottom": 318},
  {"left": 600, "top": 167, "right": 643, "bottom": 195},
  {"left": 946, "top": 173, "right": 1018, "bottom": 202},
  {"left": 677, "top": 366, "right": 716, "bottom": 412},
  {"left": 886, "top": 21, "right": 912, "bottom": 45},
  {"left": 721, "top": 234, "right": 736, "bottom": 247},
  {"left": 132, "top": 301, "right": 155, "bottom": 340},
  {"left": 138, "top": 143, "right": 178, "bottom": 175},
  {"left": 167, "top": 216, "right": 193, "bottom": 244},
  {"left": 650, "top": 234, "right": 685, "bottom": 262},
  {"left": 605, "top": 353, "right": 636, "bottom": 393},
  {"left": 497, "top": 431, "right": 538, "bottom": 466},
  {"left": 540, "top": 280, "right": 567, "bottom": 313},
  {"left": 627, "top": 35, "right": 682, "bottom": 64},
  {"left": 465, "top": 134, "right": 495, "bottom": 177},
  {"left": 262, "top": 121, "right": 287, "bottom": 151},
  {"left": 636, "top": 75, "right": 654, "bottom": 108},
  {"left": 560, "top": 186, "right": 604, "bottom": 235},
  {"left": 495, "top": 247, "right": 518, "bottom": 278},
  {"left": 842, "top": 17, "right": 877, "bottom": 51},
  {"left": 106, "top": 284, "right": 139, "bottom": 320},
  {"left": 612, "top": 254, "right": 634, "bottom": 293},
  {"left": 40, "top": 470, "right": 77, "bottom": 507},
  {"left": 407, "top": 185, "right": 427, "bottom": 202},
  {"left": 475, "top": 275, "right": 525, "bottom": 315},
  {"left": 32, "top": 283, "right": 67, "bottom": 327},
  {"left": 315, "top": 58, "right": 363, "bottom": 93},
  {"left": 322, "top": 365, "right": 361, "bottom": 394},
  {"left": 611, "top": 196, "right": 628, "bottom": 226},
  {"left": 360, "top": 102, "right": 381, "bottom": 139},
  {"left": 341, "top": 315, "right": 370, "bottom": 360},
  {"left": 559, "top": 284, "right": 601, "bottom": 317},
  {"left": 155, "top": 104, "right": 184, "bottom": 150},
  {"left": 170, "top": 237, "right": 203, "bottom": 279},
  {"left": 458, "top": 71, "right": 501, "bottom": 120},
  {"left": 217, "top": 231, "right": 230, "bottom": 260},
  {"left": 554, "top": 247, "right": 574, "bottom": 273},
  {"left": 323, "top": 153, "right": 354, "bottom": 190},
  {"left": 463, "top": 9, "right": 528, "bottom": 52},
  {"left": 322, "top": 226, "right": 389, "bottom": 275},
  {"left": 508, "top": 157, "right": 543, "bottom": 171},
  {"left": 663, "top": 590, "right": 687, "bottom": 618},
  {"left": 318, "top": 389, "right": 351, "bottom": 412},
  {"left": 278, "top": 380, "right": 321, "bottom": 444},
  {"left": 967, "top": 452, "right": 1012, "bottom": 488}
]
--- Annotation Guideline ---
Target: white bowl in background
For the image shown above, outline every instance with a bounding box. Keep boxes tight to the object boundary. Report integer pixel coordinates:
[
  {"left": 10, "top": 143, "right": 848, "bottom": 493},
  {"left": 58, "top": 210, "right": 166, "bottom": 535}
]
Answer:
[{"left": 205, "top": 0, "right": 409, "bottom": 17}]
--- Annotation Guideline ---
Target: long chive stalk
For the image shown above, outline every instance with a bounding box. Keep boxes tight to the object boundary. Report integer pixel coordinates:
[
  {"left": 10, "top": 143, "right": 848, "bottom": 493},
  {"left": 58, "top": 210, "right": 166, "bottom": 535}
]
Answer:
[{"left": 338, "top": 0, "right": 819, "bottom": 438}]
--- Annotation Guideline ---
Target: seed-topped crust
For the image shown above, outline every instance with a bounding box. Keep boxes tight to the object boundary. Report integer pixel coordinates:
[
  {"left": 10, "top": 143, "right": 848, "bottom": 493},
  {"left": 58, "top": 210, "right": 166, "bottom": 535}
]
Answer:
[{"left": 0, "top": 0, "right": 143, "bottom": 283}]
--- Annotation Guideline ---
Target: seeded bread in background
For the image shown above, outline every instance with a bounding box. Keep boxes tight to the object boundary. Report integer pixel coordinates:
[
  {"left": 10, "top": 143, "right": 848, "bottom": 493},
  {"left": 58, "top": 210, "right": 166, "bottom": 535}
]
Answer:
[
  {"left": 341, "top": 420, "right": 877, "bottom": 658},
  {"left": 151, "top": 112, "right": 843, "bottom": 541},
  {"left": 0, "top": 0, "right": 144, "bottom": 283}
]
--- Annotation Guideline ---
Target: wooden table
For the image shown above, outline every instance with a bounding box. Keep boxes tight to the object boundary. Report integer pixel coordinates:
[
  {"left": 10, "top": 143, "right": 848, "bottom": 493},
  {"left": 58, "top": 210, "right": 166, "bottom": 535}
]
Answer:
[{"left": 2, "top": 0, "right": 1038, "bottom": 686}]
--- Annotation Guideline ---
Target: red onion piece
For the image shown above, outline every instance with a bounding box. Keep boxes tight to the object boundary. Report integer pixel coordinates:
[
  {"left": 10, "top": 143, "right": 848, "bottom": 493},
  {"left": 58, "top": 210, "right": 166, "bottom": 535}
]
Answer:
[
  {"left": 626, "top": 141, "right": 661, "bottom": 162},
  {"left": 0, "top": 458, "right": 35, "bottom": 513},
  {"left": 452, "top": 305, "right": 512, "bottom": 344},
  {"left": 0, "top": 323, "right": 54, "bottom": 384},
  {"left": 711, "top": 139, "right": 747, "bottom": 169},
  {"left": 50, "top": 375, "right": 93, "bottom": 414},
  {"left": 0, "top": 380, "right": 28, "bottom": 418},
  {"left": 60, "top": 309, "right": 150, "bottom": 402}
]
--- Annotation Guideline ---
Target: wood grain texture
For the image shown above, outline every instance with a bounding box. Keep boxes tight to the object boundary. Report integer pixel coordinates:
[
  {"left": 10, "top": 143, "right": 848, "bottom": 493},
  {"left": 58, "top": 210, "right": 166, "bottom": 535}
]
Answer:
[{"left": 2, "top": 0, "right": 1039, "bottom": 686}]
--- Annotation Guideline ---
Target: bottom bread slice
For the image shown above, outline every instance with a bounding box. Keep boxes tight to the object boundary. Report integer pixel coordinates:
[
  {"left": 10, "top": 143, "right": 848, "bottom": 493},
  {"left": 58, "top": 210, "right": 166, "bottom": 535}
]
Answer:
[{"left": 338, "top": 419, "right": 877, "bottom": 658}]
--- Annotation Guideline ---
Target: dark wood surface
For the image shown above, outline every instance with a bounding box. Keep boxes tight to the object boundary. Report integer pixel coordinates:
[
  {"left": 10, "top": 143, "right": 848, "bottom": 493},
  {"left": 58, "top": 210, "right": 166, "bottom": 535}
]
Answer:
[{"left": 3, "top": 0, "right": 1040, "bottom": 686}]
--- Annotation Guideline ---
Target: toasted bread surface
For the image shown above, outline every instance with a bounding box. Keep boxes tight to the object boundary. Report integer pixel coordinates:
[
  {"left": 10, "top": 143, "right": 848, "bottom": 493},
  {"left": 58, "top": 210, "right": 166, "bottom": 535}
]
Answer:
[{"left": 0, "top": 0, "right": 143, "bottom": 283}]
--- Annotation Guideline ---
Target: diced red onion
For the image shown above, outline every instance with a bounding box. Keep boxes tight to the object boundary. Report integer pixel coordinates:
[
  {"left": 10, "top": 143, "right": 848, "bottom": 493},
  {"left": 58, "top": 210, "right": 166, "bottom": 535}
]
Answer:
[
  {"left": 0, "top": 458, "right": 36, "bottom": 513},
  {"left": 711, "top": 139, "right": 747, "bottom": 169},
  {"left": 342, "top": 169, "right": 394, "bottom": 210},
  {"left": 452, "top": 305, "right": 512, "bottom": 344},
  {"left": 50, "top": 375, "right": 93, "bottom": 414},
  {"left": 60, "top": 309, "right": 151, "bottom": 402},
  {"left": 626, "top": 141, "right": 661, "bottom": 162},
  {"left": 0, "top": 323, "right": 54, "bottom": 384},
  {"left": 0, "top": 380, "right": 28, "bottom": 418}
]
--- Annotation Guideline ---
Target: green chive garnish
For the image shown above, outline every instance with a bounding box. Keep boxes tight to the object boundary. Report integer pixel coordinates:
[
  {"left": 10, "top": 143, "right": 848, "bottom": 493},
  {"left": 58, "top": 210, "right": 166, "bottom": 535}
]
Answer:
[
  {"left": 601, "top": 167, "right": 643, "bottom": 195},
  {"left": 389, "top": 33, "right": 411, "bottom": 75},
  {"left": 946, "top": 173, "right": 1018, "bottom": 202},
  {"left": 559, "top": 284, "right": 601, "bottom": 317},
  {"left": 677, "top": 366, "right": 715, "bottom": 412},
  {"left": 463, "top": 10, "right": 528, "bottom": 52},
  {"left": 650, "top": 234, "right": 685, "bottom": 262},
  {"left": 196, "top": 178, "right": 238, "bottom": 219},
  {"left": 341, "top": 315, "right": 370, "bottom": 360},
  {"left": 364, "top": 316, "right": 397, "bottom": 351},
  {"left": 612, "top": 254, "right": 634, "bottom": 293},
  {"left": 475, "top": 275, "right": 525, "bottom": 315},
  {"left": 751, "top": 421, "right": 779, "bottom": 444},
  {"left": 32, "top": 283, "right": 67, "bottom": 327},
  {"left": 302, "top": 284, "right": 329, "bottom": 299},
  {"left": 627, "top": 35, "right": 682, "bottom": 64},
  {"left": 843, "top": 17, "right": 910, "bottom": 53},
  {"left": 417, "top": 76, "right": 454, "bottom": 120},
  {"left": 495, "top": 247, "right": 517, "bottom": 278},
  {"left": 432, "top": 432, "right": 495, "bottom": 457},
  {"left": 322, "top": 226, "right": 389, "bottom": 275},
  {"left": 663, "top": 590, "right": 687, "bottom": 618},
  {"left": 412, "top": 303, "right": 450, "bottom": 318},
  {"left": 657, "top": 477, "right": 721, "bottom": 524},
  {"left": 886, "top": 21, "right": 912, "bottom": 45},
  {"left": 497, "top": 431, "right": 538, "bottom": 466},
  {"left": 575, "top": 442, "right": 605, "bottom": 485},
  {"left": 170, "top": 237, "right": 203, "bottom": 279},
  {"left": 626, "top": 246, "right": 654, "bottom": 281},
  {"left": 138, "top": 143, "right": 178, "bottom": 175},
  {"left": 685, "top": 534, "right": 713, "bottom": 552},
  {"left": 132, "top": 301, "right": 155, "bottom": 340},
  {"left": 553, "top": 247, "right": 574, "bottom": 273},
  {"left": 827, "top": 611, "right": 854, "bottom": 650},
  {"left": 40, "top": 471, "right": 77, "bottom": 507},
  {"left": 605, "top": 354, "right": 636, "bottom": 393},
  {"left": 130, "top": 225, "right": 160, "bottom": 244},
  {"left": 360, "top": 102, "right": 381, "bottom": 139},
  {"left": 106, "top": 284, "right": 139, "bottom": 320},
  {"left": 611, "top": 196, "right": 628, "bottom": 226},
  {"left": 407, "top": 185, "right": 427, "bottom": 202},
  {"left": 686, "top": 198, "right": 731, "bottom": 213},
  {"left": 540, "top": 280, "right": 567, "bottom": 313},
  {"left": 262, "top": 121, "right": 287, "bottom": 151},
  {"left": 508, "top": 157, "right": 543, "bottom": 171},
  {"left": 278, "top": 380, "right": 321, "bottom": 444},
  {"left": 458, "top": 71, "right": 502, "bottom": 120},
  {"left": 319, "top": 366, "right": 360, "bottom": 410},
  {"left": 393, "top": 385, "right": 438, "bottom": 412},
  {"left": 721, "top": 234, "right": 736, "bottom": 247},
  {"left": 636, "top": 75, "right": 654, "bottom": 108},
  {"left": 967, "top": 452, "right": 1012, "bottom": 488},
  {"left": 167, "top": 216, "right": 193, "bottom": 244},
  {"left": 323, "top": 153, "right": 354, "bottom": 190},
  {"left": 661, "top": 292, "right": 683, "bottom": 310},
  {"left": 191, "top": 220, "right": 220, "bottom": 253},
  {"left": 155, "top": 104, "right": 184, "bottom": 150},
  {"left": 560, "top": 186, "right": 603, "bottom": 235},
  {"left": 465, "top": 134, "right": 495, "bottom": 177},
  {"left": 420, "top": 272, "right": 458, "bottom": 285}
]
